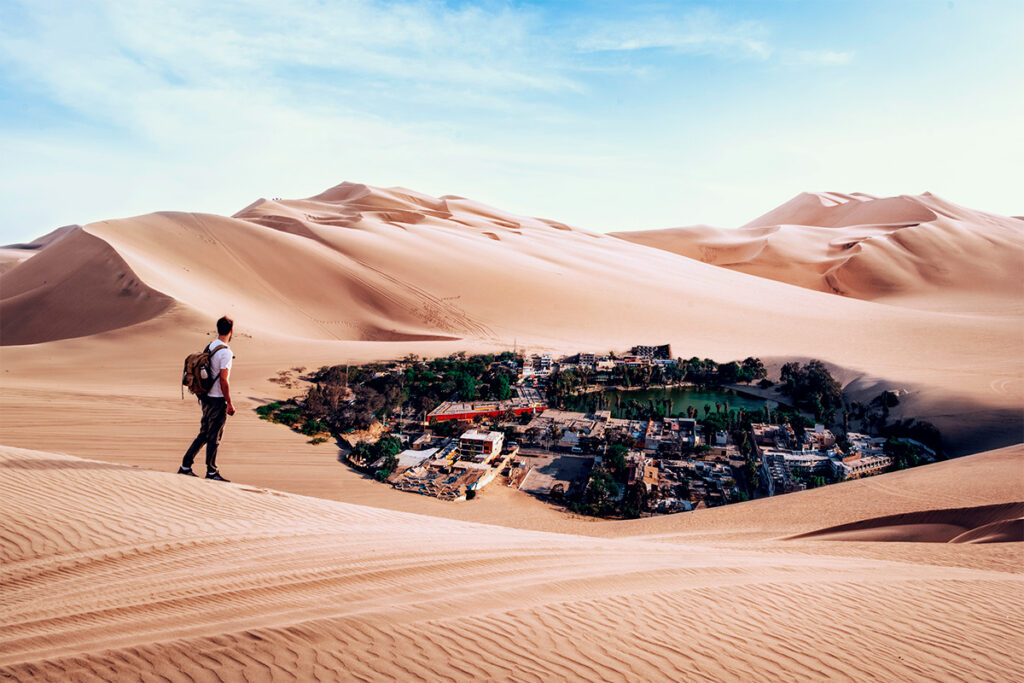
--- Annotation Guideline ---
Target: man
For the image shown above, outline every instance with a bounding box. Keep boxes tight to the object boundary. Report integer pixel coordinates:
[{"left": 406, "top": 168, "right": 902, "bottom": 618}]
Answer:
[{"left": 178, "top": 316, "right": 236, "bottom": 481}]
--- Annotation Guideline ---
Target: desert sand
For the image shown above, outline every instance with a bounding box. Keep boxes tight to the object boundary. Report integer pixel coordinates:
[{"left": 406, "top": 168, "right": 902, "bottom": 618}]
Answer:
[
  {"left": 1, "top": 182, "right": 1022, "bottom": 680},
  {"left": 1, "top": 444, "right": 1021, "bottom": 681},
  {"left": 2, "top": 182, "right": 1022, "bottom": 454},
  {"left": 612, "top": 192, "right": 1024, "bottom": 311}
]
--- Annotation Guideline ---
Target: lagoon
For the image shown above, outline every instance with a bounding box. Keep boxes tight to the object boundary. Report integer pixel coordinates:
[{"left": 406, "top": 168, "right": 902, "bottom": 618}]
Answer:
[{"left": 563, "top": 385, "right": 777, "bottom": 419}]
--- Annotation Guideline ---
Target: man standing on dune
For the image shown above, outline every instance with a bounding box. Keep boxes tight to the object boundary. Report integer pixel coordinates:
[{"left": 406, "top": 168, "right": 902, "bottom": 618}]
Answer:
[{"left": 179, "top": 316, "right": 236, "bottom": 481}]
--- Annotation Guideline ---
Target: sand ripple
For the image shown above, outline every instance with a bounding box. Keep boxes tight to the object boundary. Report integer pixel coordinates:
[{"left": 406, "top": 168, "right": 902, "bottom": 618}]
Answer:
[{"left": 2, "top": 446, "right": 1022, "bottom": 681}]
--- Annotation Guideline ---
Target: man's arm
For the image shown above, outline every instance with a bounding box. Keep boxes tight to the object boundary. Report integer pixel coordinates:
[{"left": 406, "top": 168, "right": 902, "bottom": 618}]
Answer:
[{"left": 219, "top": 367, "right": 235, "bottom": 416}]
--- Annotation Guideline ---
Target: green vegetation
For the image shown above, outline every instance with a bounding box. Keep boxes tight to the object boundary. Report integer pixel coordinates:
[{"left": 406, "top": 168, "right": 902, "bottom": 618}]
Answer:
[
  {"left": 622, "top": 481, "right": 649, "bottom": 519},
  {"left": 348, "top": 434, "right": 403, "bottom": 480},
  {"left": 260, "top": 352, "right": 518, "bottom": 438},
  {"left": 569, "top": 468, "right": 620, "bottom": 517},
  {"left": 605, "top": 444, "right": 629, "bottom": 479},
  {"left": 547, "top": 356, "right": 768, "bottom": 409},
  {"left": 257, "top": 400, "right": 330, "bottom": 439},
  {"left": 846, "top": 391, "right": 944, "bottom": 457},
  {"left": 779, "top": 360, "right": 843, "bottom": 421}
]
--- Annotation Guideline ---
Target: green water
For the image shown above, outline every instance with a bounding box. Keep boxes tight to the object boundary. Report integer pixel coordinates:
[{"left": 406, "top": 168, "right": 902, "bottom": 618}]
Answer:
[{"left": 563, "top": 386, "right": 776, "bottom": 418}]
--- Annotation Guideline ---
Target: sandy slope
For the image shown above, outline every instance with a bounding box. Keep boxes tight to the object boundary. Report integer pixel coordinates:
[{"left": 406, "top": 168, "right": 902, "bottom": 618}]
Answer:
[
  {"left": 0, "top": 183, "right": 1022, "bottom": 681},
  {"left": 1, "top": 444, "right": 1021, "bottom": 682},
  {"left": 1, "top": 182, "right": 1021, "bottom": 453},
  {"left": 612, "top": 192, "right": 1024, "bottom": 309}
]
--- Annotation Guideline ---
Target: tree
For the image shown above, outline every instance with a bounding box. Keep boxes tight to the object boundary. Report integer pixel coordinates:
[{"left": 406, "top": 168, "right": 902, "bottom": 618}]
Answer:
[
  {"left": 884, "top": 438, "right": 918, "bottom": 469},
  {"left": 780, "top": 362, "right": 802, "bottom": 392},
  {"left": 741, "top": 357, "right": 767, "bottom": 382},
  {"left": 494, "top": 374, "right": 512, "bottom": 400},
  {"left": 374, "top": 434, "right": 402, "bottom": 460},
  {"left": 777, "top": 360, "right": 842, "bottom": 421},
  {"left": 581, "top": 469, "right": 620, "bottom": 516},
  {"left": 455, "top": 372, "right": 477, "bottom": 401},
  {"left": 606, "top": 444, "right": 629, "bottom": 481},
  {"left": 372, "top": 435, "right": 402, "bottom": 480},
  {"left": 622, "top": 483, "right": 648, "bottom": 519},
  {"left": 718, "top": 362, "right": 740, "bottom": 384},
  {"left": 350, "top": 441, "right": 373, "bottom": 465},
  {"left": 546, "top": 423, "right": 561, "bottom": 446}
]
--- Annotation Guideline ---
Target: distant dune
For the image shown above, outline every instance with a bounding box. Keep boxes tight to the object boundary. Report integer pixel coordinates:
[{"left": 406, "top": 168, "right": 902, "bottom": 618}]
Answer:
[
  {"left": 1, "top": 444, "right": 1021, "bottom": 681},
  {"left": 612, "top": 192, "right": 1024, "bottom": 307},
  {"left": 1, "top": 181, "right": 1021, "bottom": 454}
]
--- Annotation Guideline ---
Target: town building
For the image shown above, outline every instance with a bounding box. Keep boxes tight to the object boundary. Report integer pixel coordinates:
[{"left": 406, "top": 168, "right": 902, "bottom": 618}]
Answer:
[
  {"left": 761, "top": 451, "right": 798, "bottom": 496},
  {"left": 394, "top": 447, "right": 440, "bottom": 470},
  {"left": 459, "top": 430, "right": 505, "bottom": 464},
  {"left": 631, "top": 344, "right": 672, "bottom": 360},
  {"left": 426, "top": 394, "right": 546, "bottom": 422},
  {"left": 782, "top": 450, "right": 833, "bottom": 475},
  {"left": 832, "top": 452, "right": 892, "bottom": 480}
]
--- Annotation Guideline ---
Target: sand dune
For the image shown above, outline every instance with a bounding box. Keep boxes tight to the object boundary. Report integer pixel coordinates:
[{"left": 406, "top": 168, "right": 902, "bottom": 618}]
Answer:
[
  {"left": 0, "top": 182, "right": 1021, "bottom": 456},
  {"left": 789, "top": 502, "right": 1024, "bottom": 543},
  {"left": 0, "top": 224, "right": 79, "bottom": 276},
  {"left": 0, "top": 182, "right": 1022, "bottom": 680},
  {"left": 2, "top": 444, "right": 1022, "bottom": 681},
  {"left": 612, "top": 192, "right": 1024, "bottom": 307},
  {"left": 0, "top": 227, "right": 173, "bottom": 345}
]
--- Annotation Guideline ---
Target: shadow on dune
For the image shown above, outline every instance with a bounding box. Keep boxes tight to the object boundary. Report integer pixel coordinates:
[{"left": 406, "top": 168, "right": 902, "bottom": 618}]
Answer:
[{"left": 787, "top": 502, "right": 1024, "bottom": 543}]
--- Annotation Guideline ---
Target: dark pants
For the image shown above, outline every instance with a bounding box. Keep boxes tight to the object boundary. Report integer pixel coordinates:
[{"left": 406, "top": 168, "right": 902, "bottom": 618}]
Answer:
[{"left": 182, "top": 396, "right": 227, "bottom": 473}]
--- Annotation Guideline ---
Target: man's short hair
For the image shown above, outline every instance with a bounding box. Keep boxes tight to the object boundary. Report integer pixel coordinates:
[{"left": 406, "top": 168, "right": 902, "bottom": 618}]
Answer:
[{"left": 217, "top": 316, "right": 234, "bottom": 336}]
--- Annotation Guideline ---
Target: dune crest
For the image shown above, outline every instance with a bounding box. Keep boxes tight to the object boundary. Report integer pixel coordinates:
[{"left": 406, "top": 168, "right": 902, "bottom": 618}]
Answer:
[
  {"left": 0, "top": 227, "right": 173, "bottom": 345},
  {"left": 612, "top": 191, "right": 1024, "bottom": 306}
]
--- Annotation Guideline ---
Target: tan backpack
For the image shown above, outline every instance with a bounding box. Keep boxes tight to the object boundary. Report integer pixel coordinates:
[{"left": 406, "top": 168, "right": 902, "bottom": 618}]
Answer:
[{"left": 182, "top": 342, "right": 230, "bottom": 398}]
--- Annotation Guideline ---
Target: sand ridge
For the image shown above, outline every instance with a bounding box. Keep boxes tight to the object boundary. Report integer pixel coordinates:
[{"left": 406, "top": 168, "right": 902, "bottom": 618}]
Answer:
[
  {"left": 612, "top": 191, "right": 1024, "bottom": 308},
  {"left": 2, "top": 183, "right": 1020, "bottom": 443},
  {"left": 2, "top": 444, "right": 1022, "bottom": 681}
]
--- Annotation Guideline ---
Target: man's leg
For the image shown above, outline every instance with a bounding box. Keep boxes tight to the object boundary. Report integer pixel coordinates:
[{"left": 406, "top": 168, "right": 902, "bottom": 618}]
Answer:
[
  {"left": 182, "top": 398, "right": 212, "bottom": 470},
  {"left": 203, "top": 398, "right": 228, "bottom": 474}
]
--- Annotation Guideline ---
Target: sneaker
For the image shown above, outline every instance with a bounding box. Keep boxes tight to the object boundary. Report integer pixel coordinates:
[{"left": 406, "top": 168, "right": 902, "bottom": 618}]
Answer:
[
  {"left": 206, "top": 471, "right": 230, "bottom": 482},
  {"left": 177, "top": 466, "right": 197, "bottom": 477}
]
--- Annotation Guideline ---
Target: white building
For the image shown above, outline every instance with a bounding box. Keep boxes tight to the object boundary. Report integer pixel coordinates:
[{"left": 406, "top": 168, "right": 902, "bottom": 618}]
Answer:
[
  {"left": 832, "top": 453, "right": 892, "bottom": 480},
  {"left": 783, "top": 450, "right": 833, "bottom": 475},
  {"left": 459, "top": 430, "right": 504, "bottom": 464}
]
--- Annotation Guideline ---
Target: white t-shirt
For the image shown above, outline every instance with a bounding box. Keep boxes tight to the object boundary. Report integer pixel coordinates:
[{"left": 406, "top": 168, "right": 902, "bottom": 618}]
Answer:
[{"left": 206, "top": 341, "right": 233, "bottom": 398}]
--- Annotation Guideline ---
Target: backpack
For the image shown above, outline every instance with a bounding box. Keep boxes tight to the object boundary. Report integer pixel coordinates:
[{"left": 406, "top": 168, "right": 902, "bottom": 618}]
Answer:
[{"left": 182, "top": 342, "right": 230, "bottom": 398}]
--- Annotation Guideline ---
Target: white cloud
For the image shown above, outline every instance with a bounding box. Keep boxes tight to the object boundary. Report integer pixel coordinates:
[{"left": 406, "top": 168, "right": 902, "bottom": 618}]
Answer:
[
  {"left": 782, "top": 49, "right": 855, "bottom": 66},
  {"left": 1, "top": 0, "right": 1017, "bottom": 246},
  {"left": 576, "top": 10, "right": 772, "bottom": 60}
]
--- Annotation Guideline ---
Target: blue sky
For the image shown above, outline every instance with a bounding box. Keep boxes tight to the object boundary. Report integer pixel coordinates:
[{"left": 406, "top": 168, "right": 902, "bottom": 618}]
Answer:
[{"left": 1, "top": 0, "right": 1021, "bottom": 242}]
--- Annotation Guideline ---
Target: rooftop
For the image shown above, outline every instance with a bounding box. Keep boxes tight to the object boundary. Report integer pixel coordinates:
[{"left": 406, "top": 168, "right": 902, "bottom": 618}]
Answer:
[{"left": 460, "top": 430, "right": 503, "bottom": 443}]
